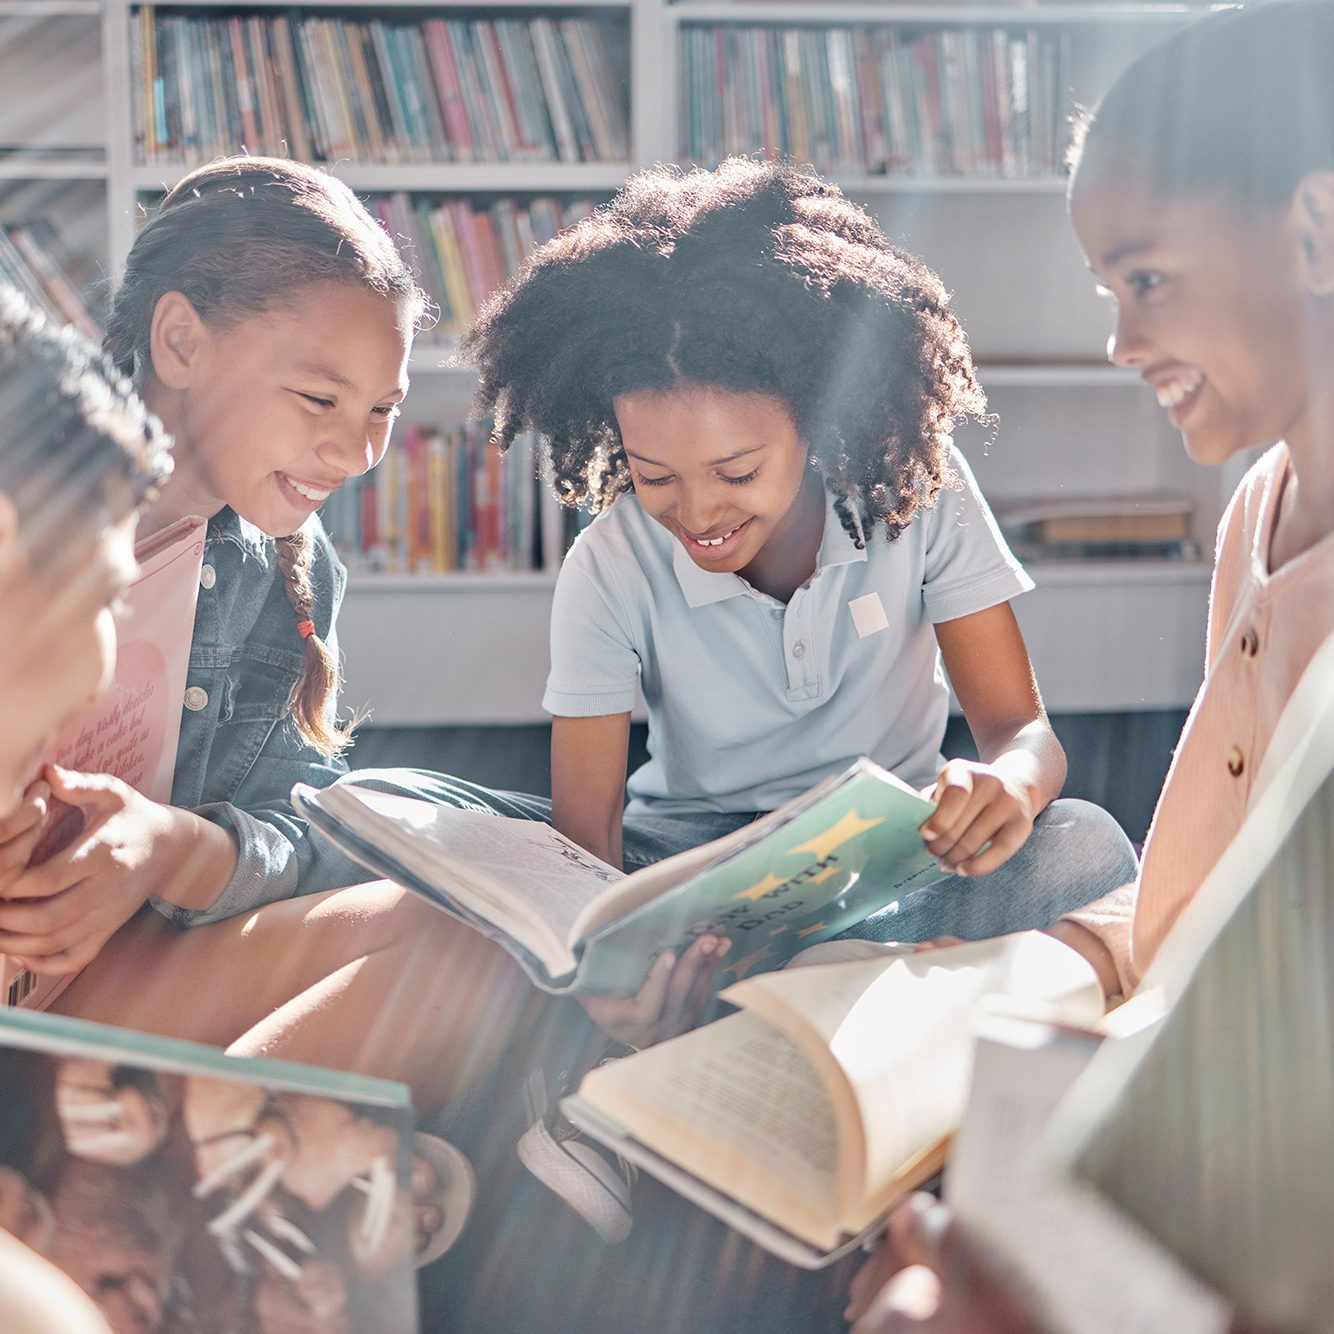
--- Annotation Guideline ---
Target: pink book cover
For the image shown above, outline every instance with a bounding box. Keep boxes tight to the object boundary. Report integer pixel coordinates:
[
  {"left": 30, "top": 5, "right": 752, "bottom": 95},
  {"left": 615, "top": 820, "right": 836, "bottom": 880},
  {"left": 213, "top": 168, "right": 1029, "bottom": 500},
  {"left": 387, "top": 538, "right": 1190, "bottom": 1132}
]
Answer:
[{"left": 3, "top": 516, "right": 206, "bottom": 1011}]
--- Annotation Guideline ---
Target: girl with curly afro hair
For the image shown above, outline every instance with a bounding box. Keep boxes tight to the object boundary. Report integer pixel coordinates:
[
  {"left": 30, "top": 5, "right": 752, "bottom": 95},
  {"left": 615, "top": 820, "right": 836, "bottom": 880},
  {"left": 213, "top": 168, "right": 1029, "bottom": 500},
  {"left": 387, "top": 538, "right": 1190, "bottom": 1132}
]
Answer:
[{"left": 371, "top": 156, "right": 1135, "bottom": 1049}]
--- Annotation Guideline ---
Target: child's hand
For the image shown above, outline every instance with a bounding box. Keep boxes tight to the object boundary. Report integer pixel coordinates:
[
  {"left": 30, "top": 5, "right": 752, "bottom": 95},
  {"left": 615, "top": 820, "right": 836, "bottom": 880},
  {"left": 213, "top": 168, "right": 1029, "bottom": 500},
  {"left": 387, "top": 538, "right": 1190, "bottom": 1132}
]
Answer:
[
  {"left": 0, "top": 765, "right": 206, "bottom": 975},
  {"left": 919, "top": 760, "right": 1036, "bottom": 878},
  {"left": 579, "top": 933, "right": 731, "bottom": 1047},
  {"left": 0, "top": 778, "right": 51, "bottom": 896},
  {"left": 847, "top": 1194, "right": 1043, "bottom": 1333}
]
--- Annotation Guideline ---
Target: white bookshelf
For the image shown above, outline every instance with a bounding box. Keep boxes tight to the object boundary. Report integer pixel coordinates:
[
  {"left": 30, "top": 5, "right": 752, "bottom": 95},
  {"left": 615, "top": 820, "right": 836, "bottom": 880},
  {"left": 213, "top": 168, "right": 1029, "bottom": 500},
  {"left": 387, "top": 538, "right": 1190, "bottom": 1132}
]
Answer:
[{"left": 1, "top": 0, "right": 1223, "bottom": 723}]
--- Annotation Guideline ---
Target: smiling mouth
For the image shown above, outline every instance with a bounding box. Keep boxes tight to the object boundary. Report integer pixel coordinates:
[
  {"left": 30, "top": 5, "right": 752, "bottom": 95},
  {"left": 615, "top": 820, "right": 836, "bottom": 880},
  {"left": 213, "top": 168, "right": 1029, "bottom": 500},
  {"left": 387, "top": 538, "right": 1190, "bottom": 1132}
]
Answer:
[
  {"left": 280, "top": 473, "right": 334, "bottom": 504},
  {"left": 1153, "top": 371, "right": 1204, "bottom": 420},
  {"left": 680, "top": 519, "right": 751, "bottom": 557}
]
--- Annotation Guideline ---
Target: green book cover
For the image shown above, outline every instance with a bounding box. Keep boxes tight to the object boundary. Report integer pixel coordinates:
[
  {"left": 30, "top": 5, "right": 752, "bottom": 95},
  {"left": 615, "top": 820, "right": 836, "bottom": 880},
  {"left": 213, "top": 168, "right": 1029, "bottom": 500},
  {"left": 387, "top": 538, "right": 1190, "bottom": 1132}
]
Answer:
[
  {"left": 0, "top": 1008, "right": 419, "bottom": 1332},
  {"left": 576, "top": 761, "right": 941, "bottom": 993},
  {"left": 295, "top": 756, "right": 943, "bottom": 995}
]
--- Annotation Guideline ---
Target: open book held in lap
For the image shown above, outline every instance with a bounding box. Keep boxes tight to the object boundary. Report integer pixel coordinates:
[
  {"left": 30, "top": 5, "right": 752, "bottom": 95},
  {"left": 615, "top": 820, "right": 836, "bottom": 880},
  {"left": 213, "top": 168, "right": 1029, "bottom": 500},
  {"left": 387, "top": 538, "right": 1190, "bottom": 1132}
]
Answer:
[
  {"left": 560, "top": 931, "right": 1104, "bottom": 1266},
  {"left": 293, "top": 757, "right": 942, "bottom": 994}
]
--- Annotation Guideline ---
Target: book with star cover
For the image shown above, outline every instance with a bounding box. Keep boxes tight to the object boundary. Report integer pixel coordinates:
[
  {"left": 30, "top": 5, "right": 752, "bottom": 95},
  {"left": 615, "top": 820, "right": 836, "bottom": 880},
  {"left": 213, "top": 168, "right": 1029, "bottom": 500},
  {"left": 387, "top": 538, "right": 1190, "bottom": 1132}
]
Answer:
[
  {"left": 292, "top": 757, "right": 942, "bottom": 994},
  {"left": 562, "top": 933, "right": 1105, "bottom": 1265}
]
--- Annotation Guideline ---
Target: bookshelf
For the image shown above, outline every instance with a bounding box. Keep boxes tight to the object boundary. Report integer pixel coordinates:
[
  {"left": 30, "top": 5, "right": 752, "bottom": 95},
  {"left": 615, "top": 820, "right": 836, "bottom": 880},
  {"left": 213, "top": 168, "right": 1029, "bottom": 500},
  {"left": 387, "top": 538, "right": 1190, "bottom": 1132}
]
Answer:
[{"left": 1, "top": 0, "right": 1222, "bottom": 723}]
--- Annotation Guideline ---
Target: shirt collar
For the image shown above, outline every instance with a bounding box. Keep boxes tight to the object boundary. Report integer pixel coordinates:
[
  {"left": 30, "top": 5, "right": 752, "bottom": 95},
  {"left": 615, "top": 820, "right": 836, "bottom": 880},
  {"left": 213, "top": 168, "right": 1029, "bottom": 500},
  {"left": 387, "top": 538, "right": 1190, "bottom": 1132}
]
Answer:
[
  {"left": 208, "top": 507, "right": 272, "bottom": 567},
  {"left": 669, "top": 485, "right": 867, "bottom": 609}
]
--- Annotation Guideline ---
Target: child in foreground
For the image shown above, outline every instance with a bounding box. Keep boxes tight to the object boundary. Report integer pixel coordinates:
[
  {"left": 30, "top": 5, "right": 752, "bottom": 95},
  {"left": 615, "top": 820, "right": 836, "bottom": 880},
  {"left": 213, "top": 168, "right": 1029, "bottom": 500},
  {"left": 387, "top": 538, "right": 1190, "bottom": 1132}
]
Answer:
[
  {"left": 353, "top": 156, "right": 1137, "bottom": 1046},
  {"left": 0, "top": 285, "right": 171, "bottom": 1332},
  {"left": 850, "top": 2, "right": 1334, "bottom": 1327}
]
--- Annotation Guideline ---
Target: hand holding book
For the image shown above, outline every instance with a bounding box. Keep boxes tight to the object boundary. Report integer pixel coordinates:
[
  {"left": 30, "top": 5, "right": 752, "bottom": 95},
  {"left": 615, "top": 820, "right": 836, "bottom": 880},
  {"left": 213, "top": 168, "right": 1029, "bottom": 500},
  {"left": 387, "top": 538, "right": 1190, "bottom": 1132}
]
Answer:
[{"left": 578, "top": 930, "right": 734, "bottom": 1048}]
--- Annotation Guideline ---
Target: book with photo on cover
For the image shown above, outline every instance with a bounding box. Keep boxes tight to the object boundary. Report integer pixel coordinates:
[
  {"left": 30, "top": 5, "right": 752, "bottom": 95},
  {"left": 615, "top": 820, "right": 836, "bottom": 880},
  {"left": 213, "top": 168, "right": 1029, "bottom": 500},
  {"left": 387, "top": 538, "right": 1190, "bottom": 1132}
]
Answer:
[
  {"left": 2, "top": 516, "right": 207, "bottom": 1011},
  {"left": 293, "top": 757, "right": 944, "bottom": 995},
  {"left": 561, "top": 932, "right": 1105, "bottom": 1266},
  {"left": 0, "top": 1006, "right": 425, "bottom": 1332}
]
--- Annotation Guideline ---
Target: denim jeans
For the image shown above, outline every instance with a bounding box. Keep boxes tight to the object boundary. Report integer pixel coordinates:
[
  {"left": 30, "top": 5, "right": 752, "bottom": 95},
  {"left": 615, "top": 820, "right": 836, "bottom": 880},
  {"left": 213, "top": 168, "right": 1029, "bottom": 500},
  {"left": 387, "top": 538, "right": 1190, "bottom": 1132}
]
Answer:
[{"left": 337, "top": 769, "right": 1138, "bottom": 941}]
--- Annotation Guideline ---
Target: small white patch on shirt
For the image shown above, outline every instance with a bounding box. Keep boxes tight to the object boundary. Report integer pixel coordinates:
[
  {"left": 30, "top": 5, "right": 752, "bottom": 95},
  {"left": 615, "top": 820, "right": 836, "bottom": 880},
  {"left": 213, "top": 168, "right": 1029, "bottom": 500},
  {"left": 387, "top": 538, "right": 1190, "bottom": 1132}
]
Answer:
[{"left": 848, "top": 592, "right": 889, "bottom": 638}]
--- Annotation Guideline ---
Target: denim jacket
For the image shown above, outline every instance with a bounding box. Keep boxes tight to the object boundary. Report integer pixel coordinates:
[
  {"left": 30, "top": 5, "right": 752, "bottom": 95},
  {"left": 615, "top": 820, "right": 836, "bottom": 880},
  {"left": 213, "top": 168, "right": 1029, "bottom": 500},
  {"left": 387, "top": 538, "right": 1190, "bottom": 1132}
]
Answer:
[{"left": 150, "top": 508, "right": 369, "bottom": 928}]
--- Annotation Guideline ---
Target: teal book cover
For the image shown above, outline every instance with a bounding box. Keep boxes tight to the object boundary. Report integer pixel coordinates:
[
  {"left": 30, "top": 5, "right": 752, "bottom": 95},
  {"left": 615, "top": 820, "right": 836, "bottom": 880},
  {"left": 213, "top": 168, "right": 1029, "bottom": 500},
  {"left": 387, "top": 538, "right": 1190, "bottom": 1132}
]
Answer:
[{"left": 574, "top": 761, "right": 942, "bottom": 994}]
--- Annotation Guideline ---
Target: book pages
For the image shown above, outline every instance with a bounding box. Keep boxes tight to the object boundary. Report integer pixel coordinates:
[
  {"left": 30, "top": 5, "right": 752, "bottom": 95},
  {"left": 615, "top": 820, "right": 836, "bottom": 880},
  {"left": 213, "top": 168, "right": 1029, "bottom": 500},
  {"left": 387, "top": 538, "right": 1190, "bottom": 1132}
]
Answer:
[
  {"left": 946, "top": 1011, "right": 1230, "bottom": 1334},
  {"left": 724, "top": 932, "right": 1103, "bottom": 1218},
  {"left": 575, "top": 1011, "right": 845, "bottom": 1251}
]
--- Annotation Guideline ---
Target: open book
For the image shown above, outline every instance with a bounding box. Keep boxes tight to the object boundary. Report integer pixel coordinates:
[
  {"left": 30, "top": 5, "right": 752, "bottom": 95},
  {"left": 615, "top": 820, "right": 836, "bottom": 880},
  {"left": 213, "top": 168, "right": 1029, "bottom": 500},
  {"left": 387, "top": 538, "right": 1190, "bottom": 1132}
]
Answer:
[
  {"left": 560, "top": 931, "right": 1104, "bottom": 1265},
  {"left": 293, "top": 756, "right": 943, "bottom": 994},
  {"left": 0, "top": 1007, "right": 419, "bottom": 1332},
  {"left": 3, "top": 516, "right": 206, "bottom": 1010}
]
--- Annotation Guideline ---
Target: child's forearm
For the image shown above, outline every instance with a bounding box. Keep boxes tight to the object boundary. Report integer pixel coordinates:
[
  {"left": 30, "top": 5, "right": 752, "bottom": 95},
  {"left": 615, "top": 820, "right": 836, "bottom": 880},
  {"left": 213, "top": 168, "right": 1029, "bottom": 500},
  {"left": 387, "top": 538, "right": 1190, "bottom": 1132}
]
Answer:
[
  {"left": 552, "top": 801, "right": 623, "bottom": 872},
  {"left": 151, "top": 808, "right": 242, "bottom": 913},
  {"left": 976, "top": 718, "right": 1067, "bottom": 816}
]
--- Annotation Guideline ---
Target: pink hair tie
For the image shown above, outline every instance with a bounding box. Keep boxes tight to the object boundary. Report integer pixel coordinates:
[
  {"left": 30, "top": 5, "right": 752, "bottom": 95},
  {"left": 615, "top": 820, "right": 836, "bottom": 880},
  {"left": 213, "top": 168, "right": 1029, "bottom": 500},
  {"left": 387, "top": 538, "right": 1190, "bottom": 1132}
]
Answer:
[{"left": 296, "top": 619, "right": 316, "bottom": 640}]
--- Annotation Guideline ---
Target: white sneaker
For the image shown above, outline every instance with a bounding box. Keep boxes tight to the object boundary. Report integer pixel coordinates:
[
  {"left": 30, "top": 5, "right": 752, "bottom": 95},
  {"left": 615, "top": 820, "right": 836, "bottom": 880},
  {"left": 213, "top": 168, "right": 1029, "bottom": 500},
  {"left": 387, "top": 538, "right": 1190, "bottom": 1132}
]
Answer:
[{"left": 515, "top": 1068, "right": 634, "bottom": 1245}]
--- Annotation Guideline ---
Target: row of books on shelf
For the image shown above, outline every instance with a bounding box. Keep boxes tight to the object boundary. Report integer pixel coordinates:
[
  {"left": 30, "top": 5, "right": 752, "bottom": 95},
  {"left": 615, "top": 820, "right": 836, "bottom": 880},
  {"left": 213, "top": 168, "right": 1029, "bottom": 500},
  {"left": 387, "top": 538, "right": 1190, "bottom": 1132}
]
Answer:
[
  {"left": 993, "top": 493, "right": 1201, "bottom": 562},
  {"left": 0, "top": 218, "right": 100, "bottom": 340},
  {"left": 368, "top": 193, "right": 599, "bottom": 339},
  {"left": 321, "top": 423, "right": 574, "bottom": 576},
  {"left": 131, "top": 7, "right": 629, "bottom": 167},
  {"left": 680, "top": 24, "right": 1070, "bottom": 179}
]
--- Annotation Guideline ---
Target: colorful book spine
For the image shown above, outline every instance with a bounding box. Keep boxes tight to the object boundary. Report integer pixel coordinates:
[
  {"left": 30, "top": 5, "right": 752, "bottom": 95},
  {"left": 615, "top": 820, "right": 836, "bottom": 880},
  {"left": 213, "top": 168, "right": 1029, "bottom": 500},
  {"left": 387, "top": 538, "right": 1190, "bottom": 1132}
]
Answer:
[
  {"left": 679, "top": 22, "right": 1070, "bottom": 180},
  {"left": 130, "top": 10, "right": 628, "bottom": 166},
  {"left": 324, "top": 422, "right": 553, "bottom": 577}
]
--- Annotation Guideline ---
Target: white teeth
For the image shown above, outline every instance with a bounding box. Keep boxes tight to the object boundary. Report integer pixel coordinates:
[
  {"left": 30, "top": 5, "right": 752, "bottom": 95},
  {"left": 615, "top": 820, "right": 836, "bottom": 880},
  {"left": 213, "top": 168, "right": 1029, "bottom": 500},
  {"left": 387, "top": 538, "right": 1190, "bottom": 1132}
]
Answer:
[
  {"left": 695, "top": 526, "right": 738, "bottom": 547},
  {"left": 1155, "top": 373, "right": 1203, "bottom": 409},
  {"left": 286, "top": 476, "right": 332, "bottom": 502}
]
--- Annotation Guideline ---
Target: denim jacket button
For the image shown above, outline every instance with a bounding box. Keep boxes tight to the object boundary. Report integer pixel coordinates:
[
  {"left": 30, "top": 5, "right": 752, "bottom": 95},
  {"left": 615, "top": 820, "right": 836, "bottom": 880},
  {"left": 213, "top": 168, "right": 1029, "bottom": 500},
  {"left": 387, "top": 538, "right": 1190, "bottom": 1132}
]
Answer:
[
  {"left": 184, "top": 686, "right": 210, "bottom": 712},
  {"left": 200, "top": 563, "right": 217, "bottom": 590}
]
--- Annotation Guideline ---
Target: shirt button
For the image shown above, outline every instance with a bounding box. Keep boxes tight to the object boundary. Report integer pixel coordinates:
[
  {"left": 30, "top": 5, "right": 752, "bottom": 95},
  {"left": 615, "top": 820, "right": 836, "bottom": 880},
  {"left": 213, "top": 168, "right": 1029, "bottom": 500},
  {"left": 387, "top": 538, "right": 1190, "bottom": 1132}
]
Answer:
[
  {"left": 792, "top": 641, "right": 806, "bottom": 659},
  {"left": 184, "top": 686, "right": 210, "bottom": 712},
  {"left": 1227, "top": 745, "right": 1245, "bottom": 777},
  {"left": 1239, "top": 628, "right": 1259, "bottom": 657},
  {"left": 200, "top": 563, "right": 216, "bottom": 590},
  {"left": 772, "top": 609, "right": 783, "bottom": 619}
]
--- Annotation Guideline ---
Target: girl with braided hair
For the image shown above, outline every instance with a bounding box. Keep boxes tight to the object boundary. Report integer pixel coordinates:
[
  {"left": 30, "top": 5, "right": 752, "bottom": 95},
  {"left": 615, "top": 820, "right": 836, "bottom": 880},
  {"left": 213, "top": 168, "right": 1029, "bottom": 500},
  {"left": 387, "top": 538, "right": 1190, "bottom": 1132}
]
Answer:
[{"left": 0, "top": 158, "right": 538, "bottom": 1122}]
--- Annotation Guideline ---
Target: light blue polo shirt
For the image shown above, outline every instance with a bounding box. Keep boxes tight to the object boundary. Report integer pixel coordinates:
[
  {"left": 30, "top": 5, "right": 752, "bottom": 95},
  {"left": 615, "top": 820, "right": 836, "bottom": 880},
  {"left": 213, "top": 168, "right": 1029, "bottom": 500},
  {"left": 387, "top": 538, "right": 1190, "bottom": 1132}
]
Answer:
[{"left": 544, "top": 445, "right": 1033, "bottom": 816}]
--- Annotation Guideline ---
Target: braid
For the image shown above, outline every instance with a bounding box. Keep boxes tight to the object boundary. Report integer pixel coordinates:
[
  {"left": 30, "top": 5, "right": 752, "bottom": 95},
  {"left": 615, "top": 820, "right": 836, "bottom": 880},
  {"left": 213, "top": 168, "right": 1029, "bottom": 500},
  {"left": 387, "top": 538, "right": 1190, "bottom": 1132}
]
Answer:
[{"left": 275, "top": 529, "right": 353, "bottom": 757}]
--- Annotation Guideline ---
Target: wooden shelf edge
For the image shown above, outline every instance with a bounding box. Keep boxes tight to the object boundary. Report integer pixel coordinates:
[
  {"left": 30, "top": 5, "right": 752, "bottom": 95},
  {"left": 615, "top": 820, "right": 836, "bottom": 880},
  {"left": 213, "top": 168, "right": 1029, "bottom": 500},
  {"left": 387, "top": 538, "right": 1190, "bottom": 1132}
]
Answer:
[
  {"left": 344, "top": 571, "right": 558, "bottom": 592},
  {"left": 667, "top": 3, "right": 1215, "bottom": 26}
]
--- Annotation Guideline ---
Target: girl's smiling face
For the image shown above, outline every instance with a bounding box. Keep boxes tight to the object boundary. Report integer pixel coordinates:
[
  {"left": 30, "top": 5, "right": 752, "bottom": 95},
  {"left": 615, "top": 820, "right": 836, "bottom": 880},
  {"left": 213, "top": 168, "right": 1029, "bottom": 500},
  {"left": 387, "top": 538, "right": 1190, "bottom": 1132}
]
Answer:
[
  {"left": 1071, "top": 167, "right": 1313, "bottom": 465},
  {"left": 151, "top": 282, "right": 412, "bottom": 536},
  {"left": 614, "top": 386, "right": 818, "bottom": 580}
]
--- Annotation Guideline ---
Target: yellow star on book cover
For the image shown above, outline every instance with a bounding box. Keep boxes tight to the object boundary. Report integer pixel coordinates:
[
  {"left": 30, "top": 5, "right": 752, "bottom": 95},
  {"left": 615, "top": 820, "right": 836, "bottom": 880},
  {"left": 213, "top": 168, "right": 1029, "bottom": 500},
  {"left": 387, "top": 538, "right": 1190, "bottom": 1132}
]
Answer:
[
  {"left": 732, "top": 872, "right": 787, "bottom": 903},
  {"left": 723, "top": 944, "right": 772, "bottom": 980},
  {"left": 786, "top": 809, "right": 885, "bottom": 863}
]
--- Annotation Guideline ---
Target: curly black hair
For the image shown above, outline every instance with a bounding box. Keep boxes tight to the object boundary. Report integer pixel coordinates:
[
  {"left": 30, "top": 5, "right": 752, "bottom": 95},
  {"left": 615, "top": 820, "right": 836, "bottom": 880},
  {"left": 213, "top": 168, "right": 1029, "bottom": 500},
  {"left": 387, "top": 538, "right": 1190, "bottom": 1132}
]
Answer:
[{"left": 459, "top": 157, "right": 987, "bottom": 545}]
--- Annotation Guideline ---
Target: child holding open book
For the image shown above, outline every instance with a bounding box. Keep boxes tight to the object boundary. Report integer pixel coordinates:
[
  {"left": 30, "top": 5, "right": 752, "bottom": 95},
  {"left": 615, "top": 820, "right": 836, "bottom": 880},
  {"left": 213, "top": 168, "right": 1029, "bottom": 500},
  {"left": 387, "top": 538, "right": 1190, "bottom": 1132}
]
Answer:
[
  {"left": 850, "top": 2, "right": 1334, "bottom": 1327},
  {"left": 0, "top": 158, "right": 539, "bottom": 1123},
  {"left": 348, "top": 157, "right": 1137, "bottom": 1046}
]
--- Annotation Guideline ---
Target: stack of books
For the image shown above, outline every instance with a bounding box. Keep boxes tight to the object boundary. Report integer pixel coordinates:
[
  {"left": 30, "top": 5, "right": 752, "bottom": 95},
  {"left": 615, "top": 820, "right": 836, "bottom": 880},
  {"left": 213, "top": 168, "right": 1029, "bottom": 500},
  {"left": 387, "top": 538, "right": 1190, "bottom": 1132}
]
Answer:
[
  {"left": 132, "top": 8, "right": 630, "bottom": 165},
  {"left": 679, "top": 24, "right": 1069, "bottom": 178},
  {"left": 992, "top": 494, "right": 1199, "bottom": 562}
]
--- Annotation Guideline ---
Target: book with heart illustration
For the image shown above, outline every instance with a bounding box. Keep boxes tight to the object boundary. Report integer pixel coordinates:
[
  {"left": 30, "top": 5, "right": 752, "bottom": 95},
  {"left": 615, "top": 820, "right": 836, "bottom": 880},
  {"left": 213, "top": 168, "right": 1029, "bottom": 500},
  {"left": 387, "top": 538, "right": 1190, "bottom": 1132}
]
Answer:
[
  {"left": 293, "top": 756, "right": 943, "bottom": 995},
  {"left": 3, "top": 515, "right": 207, "bottom": 1012}
]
